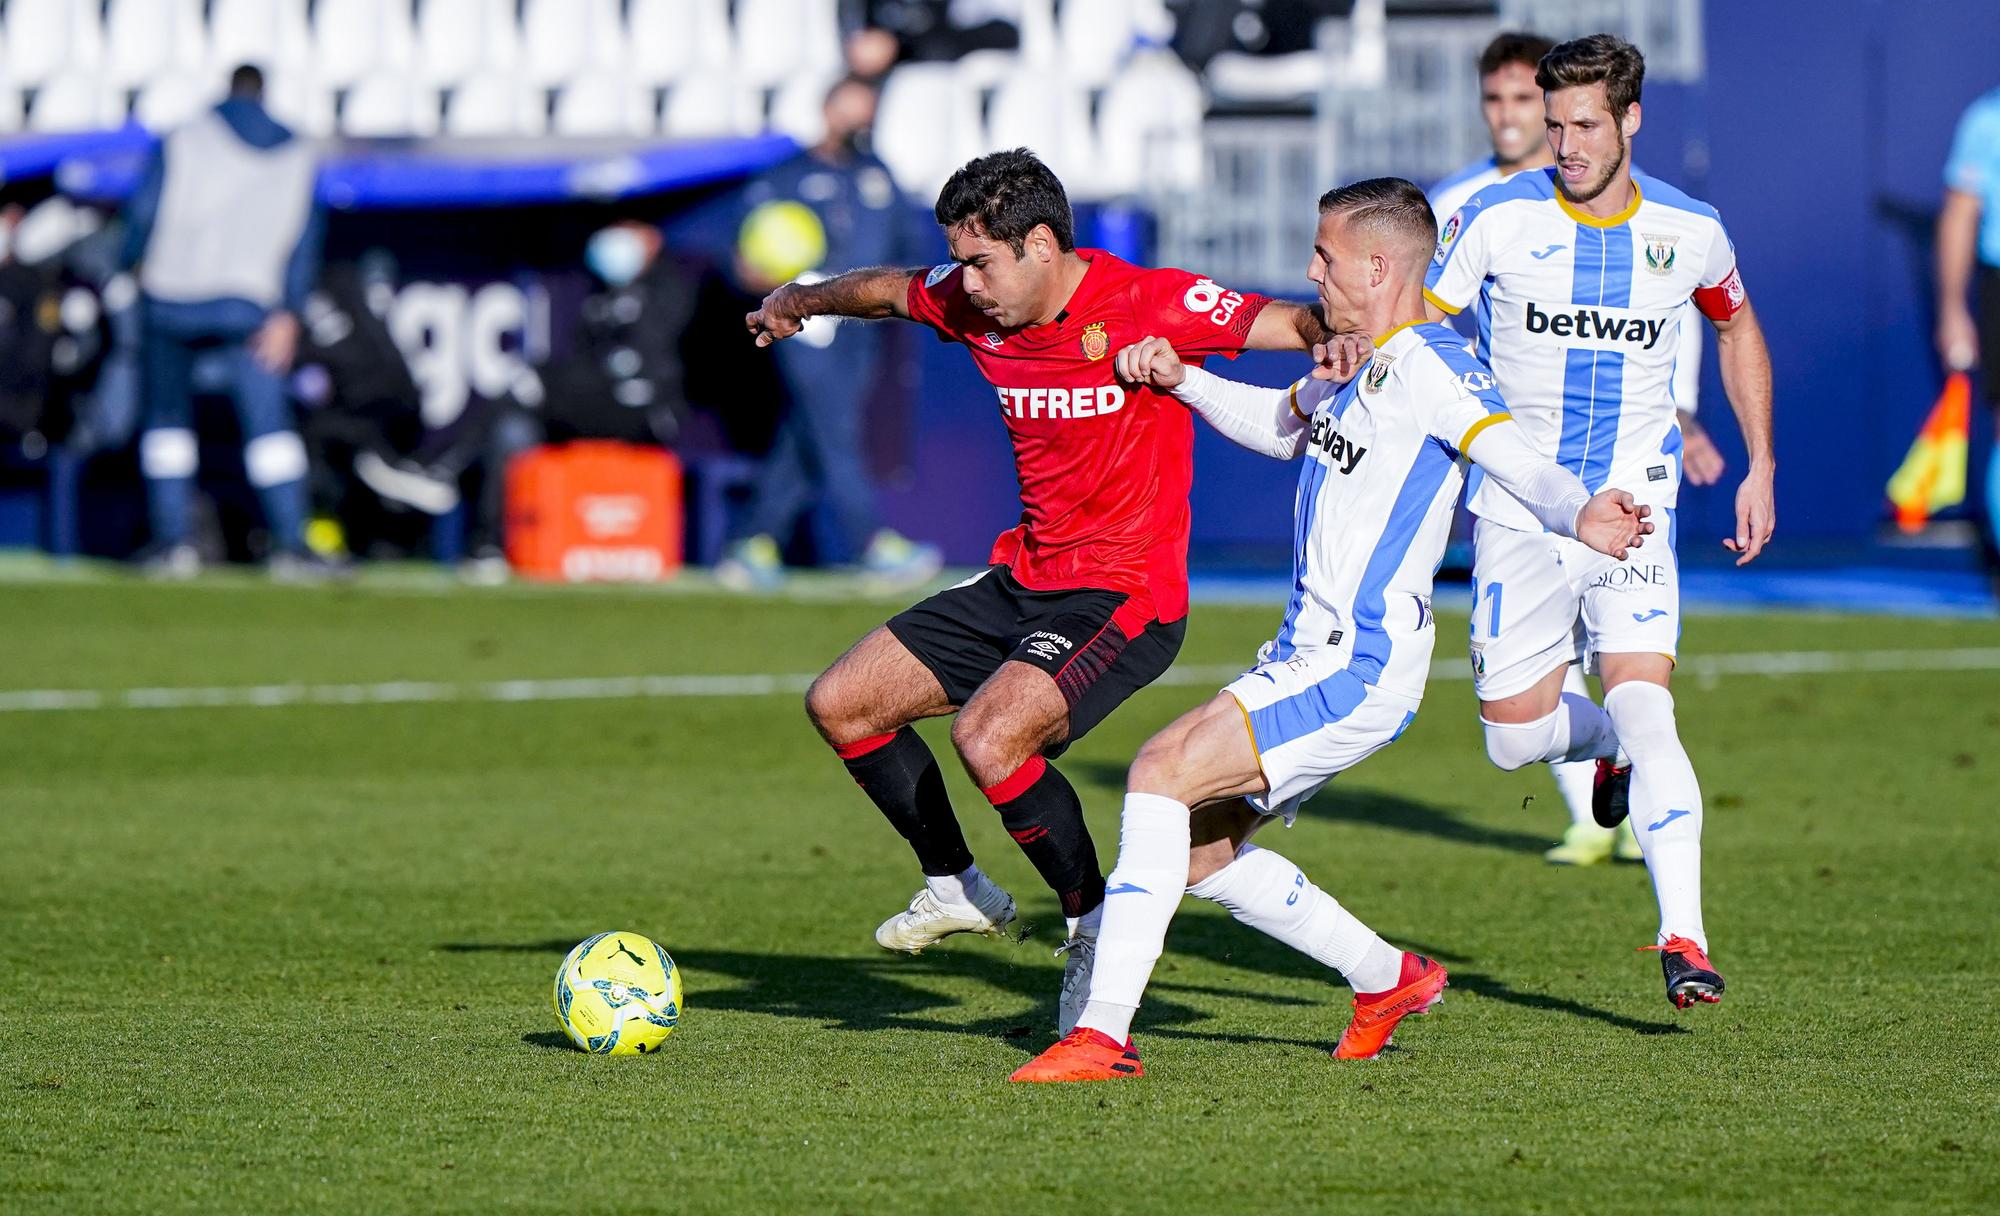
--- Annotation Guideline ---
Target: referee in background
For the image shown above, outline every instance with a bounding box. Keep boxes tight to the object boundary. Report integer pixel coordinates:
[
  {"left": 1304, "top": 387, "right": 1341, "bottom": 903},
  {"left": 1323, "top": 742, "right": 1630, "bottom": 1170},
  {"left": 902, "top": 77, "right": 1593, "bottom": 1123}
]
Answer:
[{"left": 1938, "top": 83, "right": 2000, "bottom": 602}]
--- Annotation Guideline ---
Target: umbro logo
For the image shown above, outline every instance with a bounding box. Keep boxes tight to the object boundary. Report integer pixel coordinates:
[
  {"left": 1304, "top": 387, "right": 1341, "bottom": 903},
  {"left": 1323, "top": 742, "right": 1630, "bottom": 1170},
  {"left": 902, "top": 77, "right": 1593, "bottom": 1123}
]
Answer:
[{"left": 1529, "top": 244, "right": 1567, "bottom": 259}]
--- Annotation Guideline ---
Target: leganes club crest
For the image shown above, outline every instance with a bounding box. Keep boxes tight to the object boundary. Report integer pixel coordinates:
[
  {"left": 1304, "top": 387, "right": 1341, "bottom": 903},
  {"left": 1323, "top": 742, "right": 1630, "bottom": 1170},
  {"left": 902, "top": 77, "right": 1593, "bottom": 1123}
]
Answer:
[
  {"left": 1642, "top": 234, "right": 1678, "bottom": 276},
  {"left": 1363, "top": 354, "right": 1394, "bottom": 393}
]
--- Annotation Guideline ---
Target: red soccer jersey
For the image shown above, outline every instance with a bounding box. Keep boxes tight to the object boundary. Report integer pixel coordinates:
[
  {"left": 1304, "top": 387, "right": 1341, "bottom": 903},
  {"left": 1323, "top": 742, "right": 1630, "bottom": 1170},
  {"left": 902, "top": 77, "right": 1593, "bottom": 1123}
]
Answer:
[{"left": 905, "top": 249, "right": 1268, "bottom": 631}]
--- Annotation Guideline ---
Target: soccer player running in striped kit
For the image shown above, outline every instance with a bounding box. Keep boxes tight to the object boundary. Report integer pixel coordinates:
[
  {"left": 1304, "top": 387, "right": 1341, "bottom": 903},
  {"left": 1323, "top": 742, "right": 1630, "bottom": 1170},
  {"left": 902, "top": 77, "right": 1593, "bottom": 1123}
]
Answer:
[
  {"left": 1012, "top": 177, "right": 1653, "bottom": 1082},
  {"left": 1423, "top": 35, "right": 1777, "bottom": 1008},
  {"left": 746, "top": 150, "right": 1362, "bottom": 1036},
  {"left": 1428, "top": 30, "right": 1727, "bottom": 867}
]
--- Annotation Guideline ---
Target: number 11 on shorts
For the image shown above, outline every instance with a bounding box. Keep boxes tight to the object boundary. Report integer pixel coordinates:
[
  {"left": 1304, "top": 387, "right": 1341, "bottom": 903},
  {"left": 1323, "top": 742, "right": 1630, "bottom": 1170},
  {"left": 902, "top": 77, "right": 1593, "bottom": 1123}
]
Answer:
[{"left": 1471, "top": 579, "right": 1503, "bottom": 640}]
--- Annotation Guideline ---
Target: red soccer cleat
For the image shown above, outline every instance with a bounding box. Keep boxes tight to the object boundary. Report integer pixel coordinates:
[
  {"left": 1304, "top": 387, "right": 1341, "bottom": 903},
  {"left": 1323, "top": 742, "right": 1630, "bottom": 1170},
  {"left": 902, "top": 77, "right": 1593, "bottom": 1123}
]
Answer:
[
  {"left": 1008, "top": 1028, "right": 1144, "bottom": 1083},
  {"left": 1640, "top": 935, "right": 1725, "bottom": 1008},
  {"left": 1333, "top": 952, "right": 1448, "bottom": 1060}
]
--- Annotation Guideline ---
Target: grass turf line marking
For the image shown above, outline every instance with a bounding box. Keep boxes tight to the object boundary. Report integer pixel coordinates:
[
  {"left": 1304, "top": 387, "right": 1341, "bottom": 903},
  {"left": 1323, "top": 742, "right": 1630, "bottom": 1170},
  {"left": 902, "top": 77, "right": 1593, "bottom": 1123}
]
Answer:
[{"left": 0, "top": 647, "right": 1997, "bottom": 714}]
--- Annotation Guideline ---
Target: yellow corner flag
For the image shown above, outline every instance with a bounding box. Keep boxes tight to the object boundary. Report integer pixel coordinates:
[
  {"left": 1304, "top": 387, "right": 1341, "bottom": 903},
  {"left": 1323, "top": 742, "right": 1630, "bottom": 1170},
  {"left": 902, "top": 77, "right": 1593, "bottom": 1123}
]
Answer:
[{"left": 1887, "top": 372, "right": 1972, "bottom": 533}]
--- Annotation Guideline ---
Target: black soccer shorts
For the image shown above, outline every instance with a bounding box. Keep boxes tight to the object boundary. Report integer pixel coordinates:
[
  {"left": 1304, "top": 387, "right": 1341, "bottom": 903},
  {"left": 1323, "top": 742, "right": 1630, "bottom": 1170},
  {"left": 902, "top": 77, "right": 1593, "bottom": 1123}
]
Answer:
[{"left": 886, "top": 565, "right": 1186, "bottom": 753}]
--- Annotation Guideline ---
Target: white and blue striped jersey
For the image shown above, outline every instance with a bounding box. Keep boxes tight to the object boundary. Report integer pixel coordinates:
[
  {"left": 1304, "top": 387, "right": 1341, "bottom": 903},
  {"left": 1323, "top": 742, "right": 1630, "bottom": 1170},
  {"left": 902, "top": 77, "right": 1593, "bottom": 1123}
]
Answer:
[
  {"left": 1428, "top": 156, "right": 1503, "bottom": 234},
  {"left": 1267, "top": 321, "right": 1512, "bottom": 701},
  {"left": 1424, "top": 167, "right": 1742, "bottom": 532}
]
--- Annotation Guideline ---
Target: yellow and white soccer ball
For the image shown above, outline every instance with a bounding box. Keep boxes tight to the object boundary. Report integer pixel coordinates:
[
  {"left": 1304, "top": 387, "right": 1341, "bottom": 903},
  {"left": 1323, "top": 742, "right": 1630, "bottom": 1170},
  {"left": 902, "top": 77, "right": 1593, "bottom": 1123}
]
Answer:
[
  {"left": 551, "top": 931, "right": 683, "bottom": 1055},
  {"left": 738, "top": 199, "right": 827, "bottom": 286}
]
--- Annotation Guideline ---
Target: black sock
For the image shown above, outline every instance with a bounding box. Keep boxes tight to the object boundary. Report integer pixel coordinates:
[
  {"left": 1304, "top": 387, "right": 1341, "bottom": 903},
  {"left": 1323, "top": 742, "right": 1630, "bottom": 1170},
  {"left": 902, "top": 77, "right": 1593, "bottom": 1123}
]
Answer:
[
  {"left": 835, "top": 727, "right": 975, "bottom": 877},
  {"left": 983, "top": 756, "right": 1105, "bottom": 919}
]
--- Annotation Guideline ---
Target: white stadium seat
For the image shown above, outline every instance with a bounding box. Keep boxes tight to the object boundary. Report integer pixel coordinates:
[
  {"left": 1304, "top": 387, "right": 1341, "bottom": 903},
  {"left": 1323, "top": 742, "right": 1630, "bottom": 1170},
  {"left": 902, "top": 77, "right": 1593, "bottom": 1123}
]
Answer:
[
  {"left": 985, "top": 72, "right": 1099, "bottom": 197},
  {"left": 661, "top": 69, "right": 757, "bottom": 139},
  {"left": 519, "top": 0, "right": 626, "bottom": 87},
  {"left": 0, "top": 90, "right": 23, "bottom": 134},
  {"left": 341, "top": 72, "right": 440, "bottom": 137},
  {"left": 444, "top": 71, "right": 543, "bottom": 137},
  {"left": 952, "top": 49, "right": 1019, "bottom": 94},
  {"left": 873, "top": 63, "right": 983, "bottom": 204},
  {"left": 313, "top": 0, "right": 416, "bottom": 88},
  {"left": 628, "top": 0, "right": 731, "bottom": 87},
  {"left": 267, "top": 72, "right": 337, "bottom": 138},
  {"left": 102, "top": 0, "right": 207, "bottom": 90},
  {"left": 4, "top": 0, "right": 103, "bottom": 88},
  {"left": 1096, "top": 54, "right": 1206, "bottom": 196},
  {"left": 1016, "top": 0, "right": 1058, "bottom": 69},
  {"left": 136, "top": 73, "right": 218, "bottom": 133},
  {"left": 209, "top": 0, "right": 312, "bottom": 78},
  {"left": 767, "top": 70, "right": 842, "bottom": 148},
  {"left": 414, "top": 0, "right": 519, "bottom": 85},
  {"left": 1056, "top": 0, "right": 1140, "bottom": 87},
  {"left": 27, "top": 71, "right": 116, "bottom": 133},
  {"left": 731, "top": 0, "right": 842, "bottom": 91},
  {"left": 552, "top": 75, "right": 657, "bottom": 138}
]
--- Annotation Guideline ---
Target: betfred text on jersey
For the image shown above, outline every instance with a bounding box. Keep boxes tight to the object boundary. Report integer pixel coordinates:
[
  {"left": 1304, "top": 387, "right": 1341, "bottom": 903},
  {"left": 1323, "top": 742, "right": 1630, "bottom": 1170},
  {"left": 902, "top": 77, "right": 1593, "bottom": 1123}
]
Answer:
[
  {"left": 1523, "top": 301, "right": 1671, "bottom": 351},
  {"left": 1309, "top": 414, "right": 1368, "bottom": 474},
  {"left": 994, "top": 384, "right": 1126, "bottom": 420}
]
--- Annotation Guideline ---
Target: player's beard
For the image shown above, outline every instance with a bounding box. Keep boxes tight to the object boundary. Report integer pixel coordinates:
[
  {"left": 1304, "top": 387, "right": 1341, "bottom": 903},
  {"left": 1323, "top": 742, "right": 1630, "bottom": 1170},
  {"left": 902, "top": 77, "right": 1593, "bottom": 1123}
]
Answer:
[{"left": 1560, "top": 133, "right": 1627, "bottom": 205}]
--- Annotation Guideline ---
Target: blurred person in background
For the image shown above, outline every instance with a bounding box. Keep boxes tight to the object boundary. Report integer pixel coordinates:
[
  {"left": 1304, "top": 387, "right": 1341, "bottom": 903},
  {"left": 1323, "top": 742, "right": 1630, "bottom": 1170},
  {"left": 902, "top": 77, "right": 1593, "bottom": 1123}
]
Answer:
[
  {"left": 845, "top": 1, "right": 1022, "bottom": 63},
  {"left": 1938, "top": 83, "right": 2000, "bottom": 601},
  {"left": 120, "top": 64, "right": 330, "bottom": 581},
  {"left": 1430, "top": 31, "right": 1722, "bottom": 867},
  {"left": 718, "top": 76, "right": 941, "bottom": 591}
]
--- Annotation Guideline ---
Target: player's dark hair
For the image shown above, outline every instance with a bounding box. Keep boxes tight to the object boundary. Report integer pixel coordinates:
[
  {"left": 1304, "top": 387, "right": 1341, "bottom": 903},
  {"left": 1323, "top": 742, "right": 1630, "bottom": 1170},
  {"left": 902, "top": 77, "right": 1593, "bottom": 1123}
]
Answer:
[
  {"left": 229, "top": 63, "right": 265, "bottom": 98},
  {"left": 1479, "top": 31, "right": 1557, "bottom": 79},
  {"left": 1317, "top": 177, "right": 1437, "bottom": 256},
  {"left": 934, "top": 148, "right": 1075, "bottom": 256},
  {"left": 1536, "top": 33, "right": 1645, "bottom": 121}
]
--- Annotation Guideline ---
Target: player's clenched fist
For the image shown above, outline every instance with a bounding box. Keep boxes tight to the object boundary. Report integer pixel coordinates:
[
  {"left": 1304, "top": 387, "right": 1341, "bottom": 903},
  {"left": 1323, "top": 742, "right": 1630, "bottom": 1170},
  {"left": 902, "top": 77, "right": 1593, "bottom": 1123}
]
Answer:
[
  {"left": 745, "top": 283, "right": 810, "bottom": 347},
  {"left": 1114, "top": 336, "right": 1187, "bottom": 389},
  {"left": 1575, "top": 489, "right": 1653, "bottom": 561},
  {"left": 1312, "top": 333, "right": 1373, "bottom": 382}
]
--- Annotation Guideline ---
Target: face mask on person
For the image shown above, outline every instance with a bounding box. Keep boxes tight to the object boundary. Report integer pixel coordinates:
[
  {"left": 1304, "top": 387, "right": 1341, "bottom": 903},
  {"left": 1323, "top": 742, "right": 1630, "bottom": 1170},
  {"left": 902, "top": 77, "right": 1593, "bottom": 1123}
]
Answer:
[{"left": 586, "top": 228, "right": 649, "bottom": 288}]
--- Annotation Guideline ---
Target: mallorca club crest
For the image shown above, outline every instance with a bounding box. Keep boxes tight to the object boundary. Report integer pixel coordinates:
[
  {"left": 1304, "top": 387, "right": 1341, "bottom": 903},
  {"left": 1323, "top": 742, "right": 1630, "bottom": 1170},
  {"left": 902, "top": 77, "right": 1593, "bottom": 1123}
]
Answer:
[
  {"left": 1081, "top": 321, "right": 1109, "bottom": 361},
  {"left": 1363, "top": 353, "right": 1394, "bottom": 393},
  {"left": 1642, "top": 234, "right": 1679, "bottom": 276}
]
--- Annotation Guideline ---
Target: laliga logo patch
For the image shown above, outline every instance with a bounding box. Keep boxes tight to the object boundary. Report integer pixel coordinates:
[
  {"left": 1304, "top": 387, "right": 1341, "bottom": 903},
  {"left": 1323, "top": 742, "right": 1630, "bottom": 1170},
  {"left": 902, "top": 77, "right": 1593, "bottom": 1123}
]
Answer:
[
  {"left": 1363, "top": 354, "right": 1393, "bottom": 393},
  {"left": 924, "top": 262, "right": 958, "bottom": 288},
  {"left": 1081, "top": 320, "right": 1108, "bottom": 361},
  {"left": 1642, "top": 234, "right": 1678, "bottom": 276},
  {"left": 1433, "top": 210, "right": 1463, "bottom": 265},
  {"left": 983, "top": 331, "right": 1004, "bottom": 348}
]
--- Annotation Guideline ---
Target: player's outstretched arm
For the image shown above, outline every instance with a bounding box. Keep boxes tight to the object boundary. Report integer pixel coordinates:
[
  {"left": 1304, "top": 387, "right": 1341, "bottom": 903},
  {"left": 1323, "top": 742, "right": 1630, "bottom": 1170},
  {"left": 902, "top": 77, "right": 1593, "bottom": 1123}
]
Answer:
[
  {"left": 1712, "top": 298, "right": 1776, "bottom": 565},
  {"left": 1116, "top": 336, "right": 1308, "bottom": 460},
  {"left": 1465, "top": 420, "right": 1653, "bottom": 558},
  {"left": 1245, "top": 301, "right": 1373, "bottom": 381},
  {"left": 744, "top": 265, "right": 921, "bottom": 346}
]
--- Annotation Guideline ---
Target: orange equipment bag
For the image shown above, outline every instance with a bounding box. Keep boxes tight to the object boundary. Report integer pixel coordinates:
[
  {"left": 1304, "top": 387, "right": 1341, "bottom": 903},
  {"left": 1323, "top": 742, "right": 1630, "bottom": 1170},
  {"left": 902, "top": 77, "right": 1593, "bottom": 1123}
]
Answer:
[{"left": 504, "top": 441, "right": 683, "bottom": 582}]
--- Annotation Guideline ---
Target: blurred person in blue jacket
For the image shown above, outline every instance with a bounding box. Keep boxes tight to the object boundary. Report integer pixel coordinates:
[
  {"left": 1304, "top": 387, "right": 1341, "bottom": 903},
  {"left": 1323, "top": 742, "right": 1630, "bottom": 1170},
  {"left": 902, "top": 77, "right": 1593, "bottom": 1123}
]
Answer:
[
  {"left": 1938, "top": 84, "right": 2000, "bottom": 600},
  {"left": 718, "top": 76, "right": 940, "bottom": 591},
  {"left": 120, "top": 64, "right": 331, "bottom": 580}
]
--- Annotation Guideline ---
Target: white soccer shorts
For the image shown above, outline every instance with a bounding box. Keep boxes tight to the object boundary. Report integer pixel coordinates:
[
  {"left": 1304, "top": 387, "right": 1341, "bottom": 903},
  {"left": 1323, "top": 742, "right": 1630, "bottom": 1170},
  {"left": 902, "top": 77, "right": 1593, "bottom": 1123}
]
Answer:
[
  {"left": 1467, "top": 515, "right": 1681, "bottom": 701},
  {"left": 1224, "top": 646, "right": 1421, "bottom": 824}
]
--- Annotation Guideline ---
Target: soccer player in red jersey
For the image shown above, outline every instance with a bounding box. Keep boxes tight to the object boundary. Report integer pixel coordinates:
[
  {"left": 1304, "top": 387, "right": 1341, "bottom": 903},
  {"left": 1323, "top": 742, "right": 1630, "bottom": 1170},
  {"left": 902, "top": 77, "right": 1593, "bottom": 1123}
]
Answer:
[{"left": 746, "top": 149, "right": 1357, "bottom": 1034}]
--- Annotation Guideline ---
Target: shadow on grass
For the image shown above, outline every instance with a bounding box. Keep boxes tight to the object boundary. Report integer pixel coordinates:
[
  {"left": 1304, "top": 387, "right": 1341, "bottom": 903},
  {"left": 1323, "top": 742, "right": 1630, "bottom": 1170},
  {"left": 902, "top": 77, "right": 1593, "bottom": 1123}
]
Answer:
[
  {"left": 521, "top": 1030, "right": 574, "bottom": 1051},
  {"left": 1390, "top": 937, "right": 1688, "bottom": 1037}
]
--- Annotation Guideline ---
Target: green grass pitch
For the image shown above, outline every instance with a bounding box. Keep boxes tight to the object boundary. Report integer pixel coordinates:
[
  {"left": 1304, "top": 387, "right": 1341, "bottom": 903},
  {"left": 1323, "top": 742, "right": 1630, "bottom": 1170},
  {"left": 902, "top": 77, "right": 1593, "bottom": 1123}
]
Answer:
[{"left": 1, "top": 574, "right": 1995, "bottom": 1213}]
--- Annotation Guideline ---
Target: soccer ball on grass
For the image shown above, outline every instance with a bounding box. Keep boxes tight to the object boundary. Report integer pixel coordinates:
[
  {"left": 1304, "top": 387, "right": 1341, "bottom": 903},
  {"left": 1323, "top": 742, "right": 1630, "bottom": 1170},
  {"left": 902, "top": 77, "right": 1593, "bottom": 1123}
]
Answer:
[{"left": 551, "top": 931, "right": 682, "bottom": 1055}]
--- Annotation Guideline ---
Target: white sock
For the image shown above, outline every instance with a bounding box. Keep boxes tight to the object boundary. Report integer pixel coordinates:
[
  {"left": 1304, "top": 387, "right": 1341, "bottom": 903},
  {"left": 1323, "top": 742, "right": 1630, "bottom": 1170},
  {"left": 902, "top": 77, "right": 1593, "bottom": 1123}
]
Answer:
[
  {"left": 1066, "top": 903, "right": 1103, "bottom": 940},
  {"left": 1551, "top": 666, "right": 1602, "bottom": 828},
  {"left": 925, "top": 864, "right": 982, "bottom": 908},
  {"left": 1604, "top": 682, "right": 1706, "bottom": 949},
  {"left": 1074, "top": 793, "right": 1191, "bottom": 1043},
  {"left": 1186, "top": 844, "right": 1403, "bottom": 993},
  {"left": 1481, "top": 690, "right": 1619, "bottom": 772}
]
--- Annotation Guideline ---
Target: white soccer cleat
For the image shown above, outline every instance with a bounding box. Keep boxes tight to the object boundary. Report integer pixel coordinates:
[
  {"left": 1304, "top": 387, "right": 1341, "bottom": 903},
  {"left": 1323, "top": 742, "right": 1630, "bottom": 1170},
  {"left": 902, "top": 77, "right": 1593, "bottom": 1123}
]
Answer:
[
  {"left": 873, "top": 881, "right": 1017, "bottom": 953},
  {"left": 1054, "top": 933, "right": 1097, "bottom": 1037}
]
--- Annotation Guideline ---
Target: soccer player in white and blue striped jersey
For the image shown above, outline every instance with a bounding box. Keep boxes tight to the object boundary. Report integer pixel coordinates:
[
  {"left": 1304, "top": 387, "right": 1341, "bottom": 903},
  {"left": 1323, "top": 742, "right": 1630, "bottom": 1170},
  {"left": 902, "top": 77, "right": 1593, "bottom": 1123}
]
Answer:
[
  {"left": 1012, "top": 178, "right": 1653, "bottom": 1081},
  {"left": 1424, "top": 34, "right": 1776, "bottom": 1010}
]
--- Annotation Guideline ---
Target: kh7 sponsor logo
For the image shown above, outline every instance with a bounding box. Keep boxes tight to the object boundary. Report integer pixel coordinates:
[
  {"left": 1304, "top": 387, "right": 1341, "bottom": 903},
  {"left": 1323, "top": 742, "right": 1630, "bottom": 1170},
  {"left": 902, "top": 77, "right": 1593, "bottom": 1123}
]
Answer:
[
  {"left": 1523, "top": 301, "right": 1672, "bottom": 350},
  {"left": 1308, "top": 413, "right": 1367, "bottom": 473},
  {"left": 994, "top": 384, "right": 1125, "bottom": 420}
]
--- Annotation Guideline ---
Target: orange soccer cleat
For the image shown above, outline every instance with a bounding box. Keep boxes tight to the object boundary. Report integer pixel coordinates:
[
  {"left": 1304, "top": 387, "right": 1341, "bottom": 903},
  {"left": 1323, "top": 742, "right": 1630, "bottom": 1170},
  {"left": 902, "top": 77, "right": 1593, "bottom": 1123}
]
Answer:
[
  {"left": 1333, "top": 952, "right": 1449, "bottom": 1060},
  {"left": 1008, "top": 1028, "right": 1144, "bottom": 1083}
]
